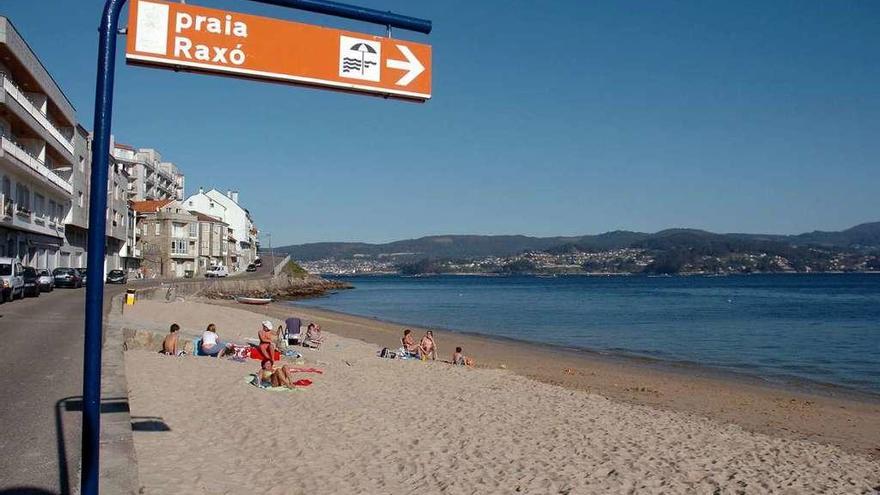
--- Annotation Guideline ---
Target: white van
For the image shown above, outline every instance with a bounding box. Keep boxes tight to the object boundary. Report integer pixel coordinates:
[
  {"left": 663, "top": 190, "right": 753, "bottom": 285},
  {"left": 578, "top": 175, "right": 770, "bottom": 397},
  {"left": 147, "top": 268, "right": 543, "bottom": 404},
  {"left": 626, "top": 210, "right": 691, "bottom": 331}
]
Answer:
[
  {"left": 0, "top": 257, "right": 25, "bottom": 302},
  {"left": 205, "top": 265, "right": 229, "bottom": 278}
]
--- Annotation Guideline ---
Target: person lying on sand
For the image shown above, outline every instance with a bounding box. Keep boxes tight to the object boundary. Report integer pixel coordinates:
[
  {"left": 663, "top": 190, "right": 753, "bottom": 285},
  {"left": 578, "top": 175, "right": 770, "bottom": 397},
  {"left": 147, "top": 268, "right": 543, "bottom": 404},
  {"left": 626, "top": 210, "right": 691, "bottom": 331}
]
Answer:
[
  {"left": 258, "top": 359, "right": 294, "bottom": 388},
  {"left": 258, "top": 320, "right": 278, "bottom": 361},
  {"left": 419, "top": 331, "right": 437, "bottom": 361},
  {"left": 162, "top": 323, "right": 181, "bottom": 356},
  {"left": 201, "top": 323, "right": 232, "bottom": 358},
  {"left": 452, "top": 346, "right": 475, "bottom": 367},
  {"left": 401, "top": 329, "right": 421, "bottom": 358}
]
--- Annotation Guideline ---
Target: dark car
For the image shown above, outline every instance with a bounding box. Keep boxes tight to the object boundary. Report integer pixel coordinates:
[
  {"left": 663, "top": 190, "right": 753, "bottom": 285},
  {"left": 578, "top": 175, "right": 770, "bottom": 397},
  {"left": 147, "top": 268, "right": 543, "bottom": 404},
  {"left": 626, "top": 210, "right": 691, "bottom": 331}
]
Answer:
[
  {"left": 106, "top": 269, "right": 127, "bottom": 284},
  {"left": 22, "top": 266, "right": 40, "bottom": 297},
  {"left": 246, "top": 263, "right": 257, "bottom": 272},
  {"left": 53, "top": 268, "right": 83, "bottom": 288},
  {"left": 253, "top": 258, "right": 263, "bottom": 267}
]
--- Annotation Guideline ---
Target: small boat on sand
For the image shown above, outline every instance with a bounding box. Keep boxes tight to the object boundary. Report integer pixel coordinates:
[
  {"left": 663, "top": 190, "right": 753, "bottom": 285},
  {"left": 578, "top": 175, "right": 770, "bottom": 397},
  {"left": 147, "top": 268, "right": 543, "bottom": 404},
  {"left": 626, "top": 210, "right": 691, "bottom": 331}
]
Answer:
[{"left": 235, "top": 296, "right": 273, "bottom": 305}]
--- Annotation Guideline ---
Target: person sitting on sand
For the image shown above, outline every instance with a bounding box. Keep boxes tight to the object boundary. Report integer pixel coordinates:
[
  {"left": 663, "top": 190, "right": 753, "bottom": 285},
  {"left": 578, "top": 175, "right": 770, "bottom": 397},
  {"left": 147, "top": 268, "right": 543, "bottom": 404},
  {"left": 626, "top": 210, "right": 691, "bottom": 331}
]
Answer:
[
  {"left": 419, "top": 330, "right": 437, "bottom": 361},
  {"left": 303, "top": 323, "right": 325, "bottom": 348},
  {"left": 258, "top": 320, "right": 278, "bottom": 361},
  {"left": 257, "top": 359, "right": 294, "bottom": 388},
  {"left": 401, "top": 329, "right": 420, "bottom": 358},
  {"left": 201, "top": 323, "right": 232, "bottom": 358},
  {"left": 452, "top": 346, "right": 475, "bottom": 367},
  {"left": 162, "top": 323, "right": 182, "bottom": 356}
]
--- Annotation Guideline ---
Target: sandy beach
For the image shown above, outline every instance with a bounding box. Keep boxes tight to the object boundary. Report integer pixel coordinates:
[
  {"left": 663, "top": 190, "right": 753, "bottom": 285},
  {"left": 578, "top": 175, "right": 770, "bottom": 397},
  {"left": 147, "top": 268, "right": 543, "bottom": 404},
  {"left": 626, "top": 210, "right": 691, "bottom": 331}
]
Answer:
[{"left": 121, "top": 298, "right": 880, "bottom": 494}]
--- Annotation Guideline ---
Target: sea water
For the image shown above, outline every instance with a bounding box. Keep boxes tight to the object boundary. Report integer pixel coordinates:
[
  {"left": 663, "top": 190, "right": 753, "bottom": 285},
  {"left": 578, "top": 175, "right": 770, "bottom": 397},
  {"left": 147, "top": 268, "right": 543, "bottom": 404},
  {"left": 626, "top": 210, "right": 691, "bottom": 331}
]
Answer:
[{"left": 290, "top": 274, "right": 880, "bottom": 396}]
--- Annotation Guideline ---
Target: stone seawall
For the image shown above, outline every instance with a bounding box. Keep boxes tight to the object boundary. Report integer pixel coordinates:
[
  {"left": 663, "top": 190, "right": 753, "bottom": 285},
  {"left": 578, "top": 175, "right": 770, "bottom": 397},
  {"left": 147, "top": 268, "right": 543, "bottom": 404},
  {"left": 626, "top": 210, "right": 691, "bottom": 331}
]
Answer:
[{"left": 139, "top": 274, "right": 350, "bottom": 301}]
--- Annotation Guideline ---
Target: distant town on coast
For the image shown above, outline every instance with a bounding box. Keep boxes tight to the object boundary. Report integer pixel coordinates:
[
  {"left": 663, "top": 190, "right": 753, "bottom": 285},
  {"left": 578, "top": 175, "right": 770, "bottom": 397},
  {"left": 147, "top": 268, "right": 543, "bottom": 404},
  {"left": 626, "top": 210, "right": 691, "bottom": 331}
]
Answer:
[{"left": 280, "top": 221, "right": 880, "bottom": 276}]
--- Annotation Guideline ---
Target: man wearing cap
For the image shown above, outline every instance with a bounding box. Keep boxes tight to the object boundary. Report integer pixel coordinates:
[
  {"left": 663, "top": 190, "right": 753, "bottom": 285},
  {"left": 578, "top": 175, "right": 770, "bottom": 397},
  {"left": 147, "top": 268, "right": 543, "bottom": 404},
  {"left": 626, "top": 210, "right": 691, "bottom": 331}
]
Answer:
[{"left": 258, "top": 320, "right": 279, "bottom": 362}]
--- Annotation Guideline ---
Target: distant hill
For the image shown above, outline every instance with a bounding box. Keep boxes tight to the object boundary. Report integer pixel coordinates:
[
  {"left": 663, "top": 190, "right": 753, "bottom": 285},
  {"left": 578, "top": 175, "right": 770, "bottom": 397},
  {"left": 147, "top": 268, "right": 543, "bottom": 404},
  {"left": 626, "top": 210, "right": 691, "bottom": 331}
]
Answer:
[
  {"left": 792, "top": 222, "right": 880, "bottom": 248},
  {"left": 275, "top": 235, "right": 582, "bottom": 261},
  {"left": 274, "top": 222, "right": 880, "bottom": 261}
]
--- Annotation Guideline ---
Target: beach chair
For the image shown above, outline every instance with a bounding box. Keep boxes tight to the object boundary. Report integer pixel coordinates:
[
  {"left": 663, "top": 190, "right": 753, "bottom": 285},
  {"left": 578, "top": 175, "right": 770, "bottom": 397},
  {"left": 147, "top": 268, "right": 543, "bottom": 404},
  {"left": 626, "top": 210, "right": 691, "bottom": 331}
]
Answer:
[{"left": 284, "top": 317, "right": 303, "bottom": 346}]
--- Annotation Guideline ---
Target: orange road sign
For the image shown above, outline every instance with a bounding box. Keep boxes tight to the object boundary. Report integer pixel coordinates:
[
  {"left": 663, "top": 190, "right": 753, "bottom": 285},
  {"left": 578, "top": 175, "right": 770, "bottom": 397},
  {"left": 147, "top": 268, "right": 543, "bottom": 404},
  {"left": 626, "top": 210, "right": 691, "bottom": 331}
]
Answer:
[{"left": 125, "top": 0, "right": 432, "bottom": 101}]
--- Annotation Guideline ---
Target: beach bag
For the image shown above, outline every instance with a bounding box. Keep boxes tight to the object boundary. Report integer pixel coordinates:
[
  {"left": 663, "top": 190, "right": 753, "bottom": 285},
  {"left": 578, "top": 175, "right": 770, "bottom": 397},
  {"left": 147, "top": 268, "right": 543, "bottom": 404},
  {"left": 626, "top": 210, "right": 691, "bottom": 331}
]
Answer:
[{"left": 378, "top": 347, "right": 397, "bottom": 359}]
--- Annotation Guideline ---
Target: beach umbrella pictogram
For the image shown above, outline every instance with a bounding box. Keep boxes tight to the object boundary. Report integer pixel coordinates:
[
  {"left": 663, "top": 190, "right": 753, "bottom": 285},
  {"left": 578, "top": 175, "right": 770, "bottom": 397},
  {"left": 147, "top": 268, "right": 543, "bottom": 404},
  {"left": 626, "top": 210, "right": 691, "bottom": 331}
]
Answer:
[{"left": 350, "top": 43, "right": 376, "bottom": 75}]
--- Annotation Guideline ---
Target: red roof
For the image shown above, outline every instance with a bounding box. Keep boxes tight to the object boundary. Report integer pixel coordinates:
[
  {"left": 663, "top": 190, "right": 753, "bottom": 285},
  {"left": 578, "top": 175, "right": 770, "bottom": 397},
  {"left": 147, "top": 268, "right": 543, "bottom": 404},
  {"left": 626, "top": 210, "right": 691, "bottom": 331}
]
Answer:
[
  {"left": 130, "top": 199, "right": 173, "bottom": 213},
  {"left": 189, "top": 211, "right": 226, "bottom": 223},
  {"left": 114, "top": 143, "right": 136, "bottom": 150}
]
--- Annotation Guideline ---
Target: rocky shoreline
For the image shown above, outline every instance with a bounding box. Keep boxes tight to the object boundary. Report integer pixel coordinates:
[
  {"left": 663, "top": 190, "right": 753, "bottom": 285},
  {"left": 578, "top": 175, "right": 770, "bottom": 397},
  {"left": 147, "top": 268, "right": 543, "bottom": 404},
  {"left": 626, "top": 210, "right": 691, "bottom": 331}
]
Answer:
[{"left": 199, "top": 274, "right": 351, "bottom": 301}]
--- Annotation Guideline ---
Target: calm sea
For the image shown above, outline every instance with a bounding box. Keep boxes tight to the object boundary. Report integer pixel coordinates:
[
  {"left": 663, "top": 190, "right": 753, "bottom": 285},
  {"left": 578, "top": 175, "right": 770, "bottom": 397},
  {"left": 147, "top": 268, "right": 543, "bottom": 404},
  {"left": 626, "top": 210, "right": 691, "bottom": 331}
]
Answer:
[{"left": 291, "top": 274, "right": 880, "bottom": 396}]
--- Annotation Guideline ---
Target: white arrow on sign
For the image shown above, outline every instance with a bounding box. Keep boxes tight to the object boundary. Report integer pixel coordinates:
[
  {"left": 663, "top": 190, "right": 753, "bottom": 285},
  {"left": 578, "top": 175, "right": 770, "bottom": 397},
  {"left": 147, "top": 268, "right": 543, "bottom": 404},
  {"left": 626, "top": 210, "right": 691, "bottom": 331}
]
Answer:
[{"left": 385, "top": 45, "right": 425, "bottom": 86}]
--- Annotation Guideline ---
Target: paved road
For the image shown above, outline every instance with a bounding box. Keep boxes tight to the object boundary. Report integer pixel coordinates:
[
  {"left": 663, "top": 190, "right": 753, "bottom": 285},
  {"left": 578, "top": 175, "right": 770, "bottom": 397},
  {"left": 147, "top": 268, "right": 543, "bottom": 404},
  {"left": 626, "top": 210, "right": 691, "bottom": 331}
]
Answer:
[{"left": 0, "top": 284, "right": 124, "bottom": 495}]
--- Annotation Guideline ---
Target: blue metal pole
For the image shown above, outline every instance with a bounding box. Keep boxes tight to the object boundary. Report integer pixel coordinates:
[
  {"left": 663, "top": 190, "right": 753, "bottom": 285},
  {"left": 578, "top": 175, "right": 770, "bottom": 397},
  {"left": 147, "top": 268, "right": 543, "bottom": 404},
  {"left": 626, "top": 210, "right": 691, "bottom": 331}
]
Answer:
[
  {"left": 81, "top": 1, "right": 126, "bottom": 494},
  {"left": 250, "top": 0, "right": 432, "bottom": 34}
]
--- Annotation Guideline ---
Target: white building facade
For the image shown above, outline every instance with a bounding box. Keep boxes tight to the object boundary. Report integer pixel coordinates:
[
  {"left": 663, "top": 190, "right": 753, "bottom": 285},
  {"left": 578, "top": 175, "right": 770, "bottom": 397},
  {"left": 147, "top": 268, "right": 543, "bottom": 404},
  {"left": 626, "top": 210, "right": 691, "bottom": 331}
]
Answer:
[
  {"left": 184, "top": 188, "right": 257, "bottom": 272},
  {"left": 0, "top": 16, "right": 76, "bottom": 268}
]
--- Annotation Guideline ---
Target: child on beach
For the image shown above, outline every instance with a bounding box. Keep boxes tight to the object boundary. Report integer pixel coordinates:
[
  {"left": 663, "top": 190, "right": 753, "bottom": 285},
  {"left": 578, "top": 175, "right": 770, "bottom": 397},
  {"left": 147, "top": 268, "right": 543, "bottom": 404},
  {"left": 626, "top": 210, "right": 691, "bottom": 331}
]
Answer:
[
  {"left": 162, "top": 323, "right": 182, "bottom": 356},
  {"left": 452, "top": 346, "right": 475, "bottom": 367}
]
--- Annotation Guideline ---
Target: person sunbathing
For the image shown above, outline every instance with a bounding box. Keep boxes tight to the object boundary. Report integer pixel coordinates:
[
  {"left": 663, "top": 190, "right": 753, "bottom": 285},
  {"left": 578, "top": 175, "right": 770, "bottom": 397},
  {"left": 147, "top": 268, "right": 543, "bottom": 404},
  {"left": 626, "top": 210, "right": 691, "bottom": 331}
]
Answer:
[
  {"left": 257, "top": 320, "right": 278, "bottom": 361},
  {"left": 258, "top": 359, "right": 294, "bottom": 388},
  {"left": 419, "top": 330, "right": 437, "bottom": 361},
  {"left": 162, "top": 323, "right": 181, "bottom": 355},
  {"left": 304, "top": 323, "right": 325, "bottom": 348},
  {"left": 401, "top": 329, "right": 420, "bottom": 357},
  {"left": 201, "top": 323, "right": 232, "bottom": 358}
]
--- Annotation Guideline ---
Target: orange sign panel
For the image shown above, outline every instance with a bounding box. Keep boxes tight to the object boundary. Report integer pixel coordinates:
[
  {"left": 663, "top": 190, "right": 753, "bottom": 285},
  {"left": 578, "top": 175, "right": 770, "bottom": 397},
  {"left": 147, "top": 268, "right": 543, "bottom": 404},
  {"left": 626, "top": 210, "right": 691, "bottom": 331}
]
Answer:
[{"left": 125, "top": 0, "right": 432, "bottom": 101}]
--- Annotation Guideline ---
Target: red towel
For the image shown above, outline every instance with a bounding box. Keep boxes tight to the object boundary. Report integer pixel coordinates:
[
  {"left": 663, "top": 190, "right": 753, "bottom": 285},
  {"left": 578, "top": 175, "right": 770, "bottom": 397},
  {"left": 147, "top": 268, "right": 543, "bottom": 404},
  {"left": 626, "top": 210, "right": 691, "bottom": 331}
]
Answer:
[{"left": 292, "top": 379, "right": 313, "bottom": 387}]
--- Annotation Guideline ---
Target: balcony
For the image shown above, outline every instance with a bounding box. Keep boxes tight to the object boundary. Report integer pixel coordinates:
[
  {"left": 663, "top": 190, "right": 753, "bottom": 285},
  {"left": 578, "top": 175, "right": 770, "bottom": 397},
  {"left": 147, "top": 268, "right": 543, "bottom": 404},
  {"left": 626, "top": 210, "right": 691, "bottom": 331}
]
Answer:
[
  {"left": 0, "top": 134, "right": 73, "bottom": 194},
  {"left": 1, "top": 75, "right": 74, "bottom": 155}
]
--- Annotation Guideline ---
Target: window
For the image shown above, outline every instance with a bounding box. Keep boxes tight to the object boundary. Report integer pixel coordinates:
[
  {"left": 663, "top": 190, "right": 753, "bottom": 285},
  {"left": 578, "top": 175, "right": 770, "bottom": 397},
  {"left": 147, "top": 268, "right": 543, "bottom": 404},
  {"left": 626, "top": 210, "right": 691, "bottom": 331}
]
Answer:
[
  {"left": 34, "top": 194, "right": 45, "bottom": 220},
  {"left": 79, "top": 156, "right": 85, "bottom": 172},
  {"left": 189, "top": 222, "right": 198, "bottom": 238},
  {"left": 172, "top": 222, "right": 187, "bottom": 237},
  {"left": 49, "top": 200, "right": 57, "bottom": 223},
  {"left": 171, "top": 238, "right": 188, "bottom": 254},
  {"left": 78, "top": 191, "right": 84, "bottom": 207},
  {"left": 113, "top": 181, "right": 118, "bottom": 200},
  {"left": 15, "top": 183, "right": 30, "bottom": 212},
  {"left": 57, "top": 202, "right": 64, "bottom": 223},
  {"left": 155, "top": 222, "right": 161, "bottom": 235}
]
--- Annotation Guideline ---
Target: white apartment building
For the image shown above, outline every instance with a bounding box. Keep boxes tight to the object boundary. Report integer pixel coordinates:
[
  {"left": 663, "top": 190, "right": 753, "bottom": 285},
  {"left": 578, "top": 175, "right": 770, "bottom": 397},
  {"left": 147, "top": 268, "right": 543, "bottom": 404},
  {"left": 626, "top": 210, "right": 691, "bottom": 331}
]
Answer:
[
  {"left": 0, "top": 16, "right": 76, "bottom": 267},
  {"left": 184, "top": 188, "right": 257, "bottom": 271},
  {"left": 111, "top": 141, "right": 185, "bottom": 202}
]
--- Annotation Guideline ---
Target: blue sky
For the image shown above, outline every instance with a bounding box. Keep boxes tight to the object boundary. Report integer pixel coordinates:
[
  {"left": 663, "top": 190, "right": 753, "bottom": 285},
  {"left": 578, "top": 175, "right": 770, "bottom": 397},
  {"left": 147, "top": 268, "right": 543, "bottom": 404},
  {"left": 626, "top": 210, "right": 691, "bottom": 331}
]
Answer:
[{"left": 3, "top": 1, "right": 879, "bottom": 245}]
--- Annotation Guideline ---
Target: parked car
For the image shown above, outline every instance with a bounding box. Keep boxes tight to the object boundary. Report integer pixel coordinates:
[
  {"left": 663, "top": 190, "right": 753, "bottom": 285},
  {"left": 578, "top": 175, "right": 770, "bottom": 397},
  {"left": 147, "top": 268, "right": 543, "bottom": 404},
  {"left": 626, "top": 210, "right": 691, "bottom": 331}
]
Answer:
[
  {"left": 106, "top": 269, "right": 127, "bottom": 284},
  {"left": 204, "top": 266, "right": 229, "bottom": 278},
  {"left": 37, "top": 269, "right": 54, "bottom": 292},
  {"left": 78, "top": 267, "right": 88, "bottom": 285},
  {"left": 21, "top": 266, "right": 40, "bottom": 297},
  {"left": 253, "top": 258, "right": 263, "bottom": 267},
  {"left": 0, "top": 257, "right": 25, "bottom": 302},
  {"left": 53, "top": 267, "right": 83, "bottom": 288},
  {"left": 246, "top": 263, "right": 257, "bottom": 272}
]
